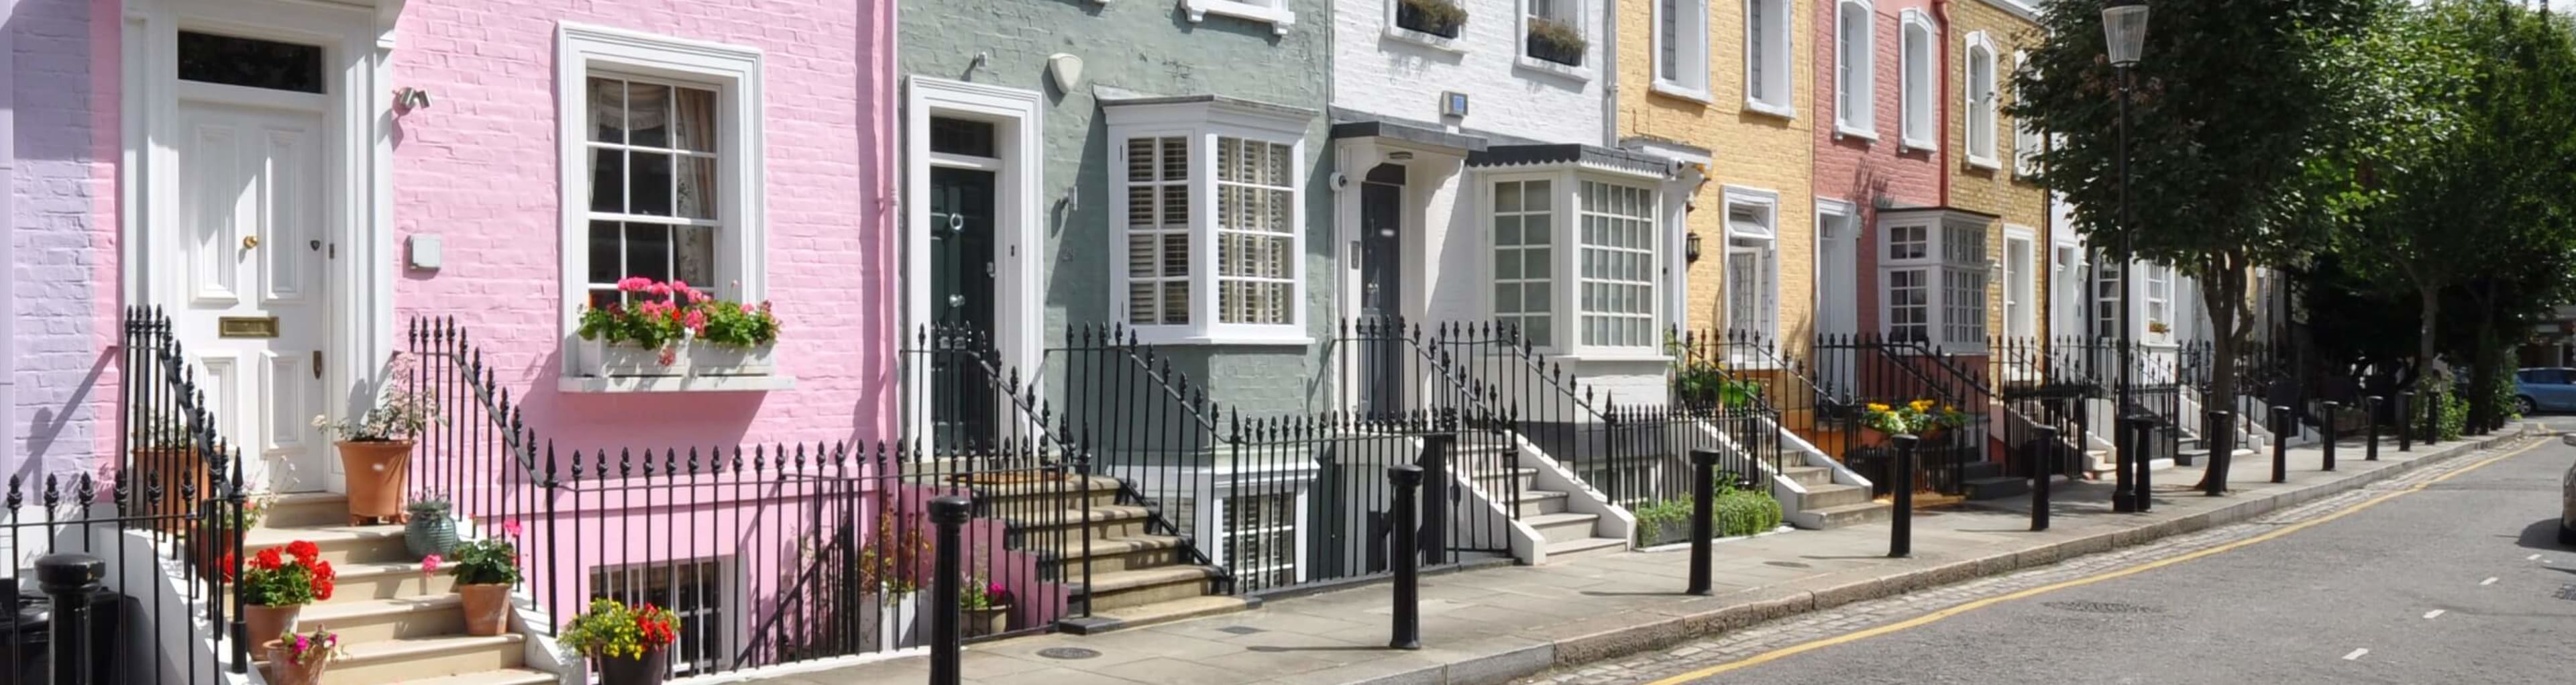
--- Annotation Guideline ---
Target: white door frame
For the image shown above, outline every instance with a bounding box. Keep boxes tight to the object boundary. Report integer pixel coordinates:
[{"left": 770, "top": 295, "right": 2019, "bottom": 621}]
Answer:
[
  {"left": 120, "top": 0, "right": 397, "bottom": 492},
  {"left": 1813, "top": 198, "right": 1859, "bottom": 338},
  {"left": 2003, "top": 224, "right": 2037, "bottom": 339},
  {"left": 901, "top": 77, "right": 1044, "bottom": 441}
]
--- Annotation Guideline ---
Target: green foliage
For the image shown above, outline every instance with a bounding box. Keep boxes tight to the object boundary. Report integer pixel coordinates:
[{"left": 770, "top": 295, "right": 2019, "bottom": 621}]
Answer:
[
  {"left": 2412, "top": 382, "right": 2469, "bottom": 441},
  {"left": 561, "top": 598, "right": 678, "bottom": 660},
  {"left": 1630, "top": 480, "right": 1784, "bottom": 545},
  {"left": 577, "top": 277, "right": 782, "bottom": 352},
  {"left": 1525, "top": 16, "right": 1586, "bottom": 55},
  {"left": 1400, "top": 0, "right": 1468, "bottom": 30},
  {"left": 1668, "top": 347, "right": 1764, "bottom": 410},
  {"left": 1860, "top": 399, "right": 1968, "bottom": 436},
  {"left": 449, "top": 534, "right": 521, "bottom": 586}
]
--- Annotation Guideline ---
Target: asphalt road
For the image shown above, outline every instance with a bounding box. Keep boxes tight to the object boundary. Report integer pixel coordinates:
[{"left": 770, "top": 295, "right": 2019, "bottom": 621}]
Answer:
[{"left": 1662, "top": 421, "right": 2576, "bottom": 685}]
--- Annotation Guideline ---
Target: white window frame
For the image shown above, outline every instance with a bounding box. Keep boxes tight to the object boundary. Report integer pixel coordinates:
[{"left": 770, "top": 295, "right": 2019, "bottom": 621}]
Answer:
[
  {"left": 2145, "top": 264, "right": 2174, "bottom": 344},
  {"left": 1878, "top": 214, "right": 1990, "bottom": 352},
  {"left": 1481, "top": 167, "right": 1668, "bottom": 360},
  {"left": 2012, "top": 51, "right": 2043, "bottom": 178},
  {"left": 1963, "top": 31, "right": 2001, "bottom": 169},
  {"left": 2049, "top": 240, "right": 2082, "bottom": 339},
  {"left": 1518, "top": 0, "right": 1595, "bottom": 80},
  {"left": 555, "top": 23, "right": 767, "bottom": 380},
  {"left": 1385, "top": 0, "right": 1468, "bottom": 51},
  {"left": 1182, "top": 0, "right": 1298, "bottom": 36},
  {"left": 1105, "top": 99, "right": 1315, "bottom": 346},
  {"left": 1654, "top": 0, "right": 1713, "bottom": 101},
  {"left": 1833, "top": 0, "right": 1878, "bottom": 140},
  {"left": 588, "top": 558, "right": 735, "bottom": 677},
  {"left": 1743, "top": 0, "right": 1796, "bottom": 117},
  {"left": 1723, "top": 187, "right": 1782, "bottom": 365},
  {"left": 1898, "top": 10, "right": 1937, "bottom": 151},
  {"left": 2003, "top": 226, "right": 2037, "bottom": 339}
]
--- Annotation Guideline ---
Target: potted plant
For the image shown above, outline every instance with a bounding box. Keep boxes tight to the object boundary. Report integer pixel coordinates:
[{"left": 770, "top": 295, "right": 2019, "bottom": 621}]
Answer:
[
  {"left": 1668, "top": 353, "right": 1764, "bottom": 411},
  {"left": 227, "top": 541, "right": 336, "bottom": 655},
  {"left": 1397, "top": 0, "right": 1468, "bottom": 38},
  {"left": 576, "top": 277, "right": 782, "bottom": 378},
  {"left": 445, "top": 519, "right": 523, "bottom": 636},
  {"left": 1525, "top": 15, "right": 1586, "bottom": 66},
  {"left": 404, "top": 492, "right": 461, "bottom": 560},
  {"left": 313, "top": 354, "right": 437, "bottom": 525},
  {"left": 189, "top": 493, "right": 272, "bottom": 576},
  {"left": 1858, "top": 399, "right": 1969, "bottom": 445},
  {"left": 959, "top": 574, "right": 1014, "bottom": 638},
  {"left": 2147, "top": 320, "right": 2171, "bottom": 335},
  {"left": 264, "top": 628, "right": 341, "bottom": 685},
  {"left": 855, "top": 510, "right": 929, "bottom": 651},
  {"left": 128, "top": 408, "right": 207, "bottom": 533},
  {"left": 562, "top": 598, "right": 680, "bottom": 685}
]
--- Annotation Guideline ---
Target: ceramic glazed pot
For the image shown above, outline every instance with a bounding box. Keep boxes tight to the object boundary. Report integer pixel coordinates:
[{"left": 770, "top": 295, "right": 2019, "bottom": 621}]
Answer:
[
  {"left": 335, "top": 441, "right": 414, "bottom": 524},
  {"left": 403, "top": 505, "right": 459, "bottom": 559}
]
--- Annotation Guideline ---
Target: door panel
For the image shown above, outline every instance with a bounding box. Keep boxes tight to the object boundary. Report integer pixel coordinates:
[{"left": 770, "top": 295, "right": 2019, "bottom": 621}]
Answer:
[
  {"left": 168, "top": 101, "right": 331, "bottom": 492},
  {"left": 928, "top": 166, "right": 998, "bottom": 445},
  {"left": 1358, "top": 180, "right": 1405, "bottom": 416}
]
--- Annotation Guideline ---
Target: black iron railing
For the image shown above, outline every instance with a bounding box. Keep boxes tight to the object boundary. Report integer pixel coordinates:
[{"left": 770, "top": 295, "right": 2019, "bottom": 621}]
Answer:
[
  {"left": 1220, "top": 410, "right": 1514, "bottom": 594},
  {"left": 111, "top": 307, "right": 250, "bottom": 676},
  {"left": 1809, "top": 334, "right": 1988, "bottom": 496},
  {"left": 1992, "top": 337, "right": 2096, "bottom": 478}
]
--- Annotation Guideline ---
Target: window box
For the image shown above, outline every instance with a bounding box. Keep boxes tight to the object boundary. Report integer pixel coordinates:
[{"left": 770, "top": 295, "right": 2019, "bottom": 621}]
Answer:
[
  {"left": 1526, "top": 17, "right": 1587, "bottom": 66},
  {"left": 1397, "top": 0, "right": 1467, "bottom": 38},
  {"left": 578, "top": 339, "right": 777, "bottom": 378}
]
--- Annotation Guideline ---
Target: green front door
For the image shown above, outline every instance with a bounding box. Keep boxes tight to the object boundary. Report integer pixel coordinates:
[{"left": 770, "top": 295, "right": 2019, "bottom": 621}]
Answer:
[{"left": 929, "top": 165, "right": 998, "bottom": 446}]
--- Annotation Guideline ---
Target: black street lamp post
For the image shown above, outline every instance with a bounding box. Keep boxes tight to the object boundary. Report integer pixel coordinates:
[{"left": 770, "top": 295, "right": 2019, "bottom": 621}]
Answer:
[{"left": 2102, "top": 0, "right": 2151, "bottom": 513}]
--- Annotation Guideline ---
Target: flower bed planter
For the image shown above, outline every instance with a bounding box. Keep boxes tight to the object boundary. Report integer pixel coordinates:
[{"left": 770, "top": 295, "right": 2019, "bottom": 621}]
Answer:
[
  {"left": 578, "top": 339, "right": 777, "bottom": 378},
  {"left": 1396, "top": 0, "right": 1465, "bottom": 38}
]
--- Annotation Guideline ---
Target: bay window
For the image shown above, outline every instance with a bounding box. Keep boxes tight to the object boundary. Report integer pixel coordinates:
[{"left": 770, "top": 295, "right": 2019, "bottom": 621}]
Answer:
[
  {"left": 1106, "top": 97, "right": 1316, "bottom": 345},
  {"left": 1484, "top": 171, "right": 1666, "bottom": 355},
  {"left": 1880, "top": 213, "right": 1990, "bottom": 350}
]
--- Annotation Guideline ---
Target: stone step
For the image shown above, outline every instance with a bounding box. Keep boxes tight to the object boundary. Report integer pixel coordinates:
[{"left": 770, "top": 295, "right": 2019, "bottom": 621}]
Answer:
[
  {"left": 297, "top": 594, "right": 466, "bottom": 642},
  {"left": 1513, "top": 490, "right": 1570, "bottom": 517},
  {"left": 1064, "top": 595, "right": 1254, "bottom": 635},
  {"left": 1523, "top": 512, "right": 1601, "bottom": 545},
  {"left": 1778, "top": 466, "right": 1834, "bottom": 488},
  {"left": 1799, "top": 483, "right": 1872, "bottom": 510},
  {"left": 1472, "top": 468, "right": 1539, "bottom": 495},
  {"left": 1964, "top": 476, "right": 2030, "bottom": 500},
  {"left": 1016, "top": 505, "right": 1154, "bottom": 541},
  {"left": 1069, "top": 566, "right": 1223, "bottom": 614},
  {"left": 285, "top": 633, "right": 525, "bottom": 685},
  {"left": 1542, "top": 537, "right": 1627, "bottom": 562},
  {"left": 244, "top": 524, "right": 413, "bottom": 566},
  {"left": 965, "top": 475, "right": 1123, "bottom": 511},
  {"left": 259, "top": 493, "right": 356, "bottom": 529},
  {"left": 393, "top": 668, "right": 559, "bottom": 685},
  {"left": 329, "top": 561, "right": 458, "bottom": 602},
  {"left": 1045, "top": 535, "right": 1190, "bottom": 574},
  {"left": 1803, "top": 502, "right": 1894, "bottom": 529}
]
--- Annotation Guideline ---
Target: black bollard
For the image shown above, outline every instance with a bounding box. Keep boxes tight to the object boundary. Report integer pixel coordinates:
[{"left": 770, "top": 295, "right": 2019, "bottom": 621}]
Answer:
[
  {"left": 1388, "top": 465, "right": 1424, "bottom": 650},
  {"left": 2031, "top": 427, "right": 2056, "bottom": 531},
  {"left": 1686, "top": 450, "right": 1721, "bottom": 595},
  {"left": 1890, "top": 435, "right": 1917, "bottom": 558},
  {"left": 2270, "top": 405, "right": 2290, "bottom": 484},
  {"left": 2397, "top": 391, "right": 2414, "bottom": 452},
  {"left": 1417, "top": 433, "right": 1454, "bottom": 566},
  {"left": 929, "top": 496, "right": 971, "bottom": 685},
  {"left": 2421, "top": 392, "right": 2440, "bottom": 447},
  {"left": 2321, "top": 401, "right": 2340, "bottom": 472},
  {"left": 2123, "top": 414, "right": 2143, "bottom": 509},
  {"left": 2203, "top": 409, "right": 2232, "bottom": 496},
  {"left": 2365, "top": 397, "right": 2382, "bottom": 462},
  {"left": 2111, "top": 414, "right": 2137, "bottom": 514},
  {"left": 38, "top": 554, "right": 104, "bottom": 685}
]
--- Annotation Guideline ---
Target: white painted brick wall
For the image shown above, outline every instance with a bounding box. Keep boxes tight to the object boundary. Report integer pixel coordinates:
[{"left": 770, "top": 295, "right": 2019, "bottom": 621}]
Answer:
[{"left": 1333, "top": 0, "right": 1608, "bottom": 145}]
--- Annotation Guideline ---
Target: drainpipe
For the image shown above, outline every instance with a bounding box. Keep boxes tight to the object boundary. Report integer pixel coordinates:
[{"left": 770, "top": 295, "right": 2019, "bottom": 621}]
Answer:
[
  {"left": 1, "top": 0, "right": 19, "bottom": 477},
  {"left": 1600, "top": 0, "right": 1619, "bottom": 148},
  {"left": 1933, "top": 0, "right": 1953, "bottom": 208}
]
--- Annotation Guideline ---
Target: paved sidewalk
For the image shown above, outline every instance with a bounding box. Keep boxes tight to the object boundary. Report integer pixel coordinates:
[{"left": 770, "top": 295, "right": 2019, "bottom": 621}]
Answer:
[{"left": 747, "top": 426, "right": 2542, "bottom": 685}]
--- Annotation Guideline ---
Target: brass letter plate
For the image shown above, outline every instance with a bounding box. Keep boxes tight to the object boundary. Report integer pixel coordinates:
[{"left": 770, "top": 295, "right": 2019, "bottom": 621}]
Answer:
[{"left": 218, "top": 316, "right": 280, "bottom": 338}]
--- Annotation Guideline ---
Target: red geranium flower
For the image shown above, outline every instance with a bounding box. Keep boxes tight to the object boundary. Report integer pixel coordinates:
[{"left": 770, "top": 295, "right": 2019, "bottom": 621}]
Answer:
[
  {"left": 254, "top": 547, "right": 284, "bottom": 570},
  {"left": 286, "top": 540, "right": 321, "bottom": 565}
]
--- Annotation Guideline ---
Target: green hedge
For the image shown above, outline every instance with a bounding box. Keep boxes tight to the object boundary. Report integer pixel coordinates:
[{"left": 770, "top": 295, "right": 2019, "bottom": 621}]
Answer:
[
  {"left": 2412, "top": 384, "right": 2468, "bottom": 441},
  {"left": 1630, "top": 481, "right": 1784, "bottom": 545}
]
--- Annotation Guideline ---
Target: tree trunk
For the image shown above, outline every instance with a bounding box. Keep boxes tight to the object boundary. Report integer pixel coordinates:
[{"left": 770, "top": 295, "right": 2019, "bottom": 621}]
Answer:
[
  {"left": 2417, "top": 285, "right": 2442, "bottom": 394},
  {"left": 2200, "top": 328, "right": 2239, "bottom": 492},
  {"left": 2191, "top": 259, "right": 2243, "bottom": 492},
  {"left": 2469, "top": 313, "right": 2500, "bottom": 434}
]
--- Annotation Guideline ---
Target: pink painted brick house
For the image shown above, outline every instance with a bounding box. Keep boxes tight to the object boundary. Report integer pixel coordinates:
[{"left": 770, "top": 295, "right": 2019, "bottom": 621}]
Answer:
[
  {"left": 1811, "top": 0, "right": 1945, "bottom": 342},
  {"left": 7, "top": 0, "right": 909, "bottom": 681}
]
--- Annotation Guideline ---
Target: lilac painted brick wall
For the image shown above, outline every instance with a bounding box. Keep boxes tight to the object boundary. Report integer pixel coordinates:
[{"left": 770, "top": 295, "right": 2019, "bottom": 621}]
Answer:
[
  {"left": 9, "top": 0, "right": 117, "bottom": 482},
  {"left": 388, "top": 0, "right": 897, "bottom": 453}
]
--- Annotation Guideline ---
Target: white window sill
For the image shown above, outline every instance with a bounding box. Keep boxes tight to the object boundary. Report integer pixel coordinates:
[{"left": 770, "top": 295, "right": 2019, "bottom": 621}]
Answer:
[
  {"left": 1833, "top": 123, "right": 1879, "bottom": 142},
  {"left": 1900, "top": 138, "right": 1937, "bottom": 154},
  {"left": 1966, "top": 155, "right": 2002, "bottom": 171},
  {"left": 1126, "top": 328, "right": 1316, "bottom": 347},
  {"left": 1555, "top": 352, "right": 1673, "bottom": 364},
  {"left": 1650, "top": 81, "right": 1713, "bottom": 105},
  {"left": 1514, "top": 55, "right": 1593, "bottom": 83},
  {"left": 1743, "top": 99, "right": 1797, "bottom": 121},
  {"left": 1383, "top": 25, "right": 1466, "bottom": 52},
  {"left": 559, "top": 374, "right": 798, "bottom": 393},
  {"left": 1183, "top": 0, "right": 1296, "bottom": 35}
]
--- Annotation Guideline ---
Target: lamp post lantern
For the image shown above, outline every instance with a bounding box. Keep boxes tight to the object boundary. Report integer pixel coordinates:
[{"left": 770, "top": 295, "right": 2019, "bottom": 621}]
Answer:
[{"left": 2102, "top": 0, "right": 2149, "bottom": 513}]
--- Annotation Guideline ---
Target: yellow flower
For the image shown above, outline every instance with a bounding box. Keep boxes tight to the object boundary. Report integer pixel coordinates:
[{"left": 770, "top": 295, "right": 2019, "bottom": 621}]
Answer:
[
  {"left": 1866, "top": 403, "right": 1890, "bottom": 413},
  {"left": 1942, "top": 405, "right": 1957, "bottom": 413},
  {"left": 1909, "top": 399, "right": 1934, "bottom": 411}
]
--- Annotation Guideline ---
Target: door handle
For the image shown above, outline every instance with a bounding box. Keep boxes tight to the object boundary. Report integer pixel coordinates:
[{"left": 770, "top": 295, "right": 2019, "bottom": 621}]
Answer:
[
  {"left": 312, "top": 350, "right": 322, "bottom": 379},
  {"left": 242, "top": 235, "right": 261, "bottom": 250}
]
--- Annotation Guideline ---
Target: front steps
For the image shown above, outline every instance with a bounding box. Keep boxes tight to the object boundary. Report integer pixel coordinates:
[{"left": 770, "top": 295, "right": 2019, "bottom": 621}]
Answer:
[
  {"left": 975, "top": 475, "right": 1247, "bottom": 635},
  {"left": 1460, "top": 437, "right": 1628, "bottom": 562},
  {"left": 244, "top": 493, "right": 552, "bottom": 685},
  {"left": 1778, "top": 465, "right": 1890, "bottom": 529}
]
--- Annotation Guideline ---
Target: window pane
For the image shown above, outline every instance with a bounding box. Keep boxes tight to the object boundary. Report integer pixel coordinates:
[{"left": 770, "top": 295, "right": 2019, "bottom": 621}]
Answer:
[
  {"left": 1163, "top": 235, "right": 1190, "bottom": 276},
  {"left": 1495, "top": 215, "right": 1521, "bottom": 246},
  {"left": 1496, "top": 250, "right": 1522, "bottom": 280},
  {"left": 1495, "top": 181, "right": 1522, "bottom": 213},
  {"left": 589, "top": 78, "right": 626, "bottom": 144},
  {"left": 929, "top": 117, "right": 996, "bottom": 158},
  {"left": 1524, "top": 181, "right": 1552, "bottom": 211},
  {"left": 587, "top": 221, "right": 625, "bottom": 284},
  {"left": 1525, "top": 249, "right": 1551, "bottom": 278},
  {"left": 178, "top": 32, "right": 325, "bottom": 94},
  {"left": 624, "top": 223, "right": 672, "bottom": 282},
  {"left": 675, "top": 226, "right": 716, "bottom": 287},
  {"left": 672, "top": 87, "right": 719, "bottom": 153},
  {"left": 589, "top": 148, "right": 626, "bottom": 213},
  {"left": 626, "top": 83, "right": 672, "bottom": 148},
  {"left": 679, "top": 156, "right": 718, "bottom": 220},
  {"left": 630, "top": 152, "right": 674, "bottom": 216}
]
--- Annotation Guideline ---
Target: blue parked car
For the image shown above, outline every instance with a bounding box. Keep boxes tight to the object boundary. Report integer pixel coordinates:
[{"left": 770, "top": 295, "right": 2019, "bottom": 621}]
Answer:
[{"left": 2512, "top": 367, "right": 2576, "bottom": 415}]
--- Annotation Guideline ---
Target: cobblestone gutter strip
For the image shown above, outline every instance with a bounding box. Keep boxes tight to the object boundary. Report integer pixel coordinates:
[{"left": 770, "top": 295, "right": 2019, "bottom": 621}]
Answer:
[{"left": 1354, "top": 425, "right": 2542, "bottom": 685}]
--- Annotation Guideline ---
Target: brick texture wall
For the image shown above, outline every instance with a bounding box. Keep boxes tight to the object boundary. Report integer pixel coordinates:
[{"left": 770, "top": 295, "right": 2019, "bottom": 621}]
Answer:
[
  {"left": 11, "top": 0, "right": 117, "bottom": 479},
  {"left": 1336, "top": 0, "right": 1607, "bottom": 145},
  {"left": 1617, "top": 0, "right": 1815, "bottom": 340},
  {"left": 1812, "top": 0, "right": 1942, "bottom": 339},
  {"left": 1946, "top": 0, "right": 2050, "bottom": 341}
]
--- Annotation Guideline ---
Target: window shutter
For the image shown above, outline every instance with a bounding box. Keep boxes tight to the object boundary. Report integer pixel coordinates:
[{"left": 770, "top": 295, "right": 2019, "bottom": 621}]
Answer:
[{"left": 1124, "top": 136, "right": 1191, "bottom": 325}]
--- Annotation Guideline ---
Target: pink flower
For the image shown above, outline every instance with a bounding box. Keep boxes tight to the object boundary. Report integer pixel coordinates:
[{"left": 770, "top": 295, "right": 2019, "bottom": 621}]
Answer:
[
  {"left": 684, "top": 309, "right": 708, "bottom": 333},
  {"left": 686, "top": 288, "right": 710, "bottom": 304},
  {"left": 670, "top": 280, "right": 689, "bottom": 293},
  {"left": 740, "top": 303, "right": 755, "bottom": 315},
  {"left": 421, "top": 554, "right": 442, "bottom": 575},
  {"left": 502, "top": 519, "right": 523, "bottom": 538},
  {"left": 645, "top": 283, "right": 672, "bottom": 298},
  {"left": 616, "top": 276, "right": 652, "bottom": 293},
  {"left": 657, "top": 347, "right": 678, "bottom": 366}
]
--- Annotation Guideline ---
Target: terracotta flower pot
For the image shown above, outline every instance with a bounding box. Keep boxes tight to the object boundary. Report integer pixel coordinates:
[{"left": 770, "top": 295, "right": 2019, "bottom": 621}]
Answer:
[
  {"left": 963, "top": 605, "right": 1011, "bottom": 637},
  {"left": 263, "top": 639, "right": 329, "bottom": 685},
  {"left": 129, "top": 447, "right": 211, "bottom": 533},
  {"left": 187, "top": 534, "right": 240, "bottom": 578},
  {"left": 596, "top": 645, "right": 672, "bottom": 685},
  {"left": 335, "top": 440, "right": 415, "bottom": 524},
  {"left": 457, "top": 583, "right": 511, "bottom": 636},
  {"left": 244, "top": 604, "right": 303, "bottom": 658}
]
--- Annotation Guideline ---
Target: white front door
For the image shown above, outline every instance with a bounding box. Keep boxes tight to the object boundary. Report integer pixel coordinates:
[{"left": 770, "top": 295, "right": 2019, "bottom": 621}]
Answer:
[
  {"left": 1815, "top": 211, "right": 1858, "bottom": 337},
  {"left": 164, "top": 99, "right": 332, "bottom": 492}
]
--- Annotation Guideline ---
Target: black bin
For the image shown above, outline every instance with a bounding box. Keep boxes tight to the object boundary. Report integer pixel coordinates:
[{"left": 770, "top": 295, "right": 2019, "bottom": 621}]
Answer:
[{"left": 2, "top": 579, "right": 127, "bottom": 685}]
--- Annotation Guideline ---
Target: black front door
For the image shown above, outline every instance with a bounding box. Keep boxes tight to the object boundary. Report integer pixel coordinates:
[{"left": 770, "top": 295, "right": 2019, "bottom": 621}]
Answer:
[
  {"left": 1358, "top": 165, "right": 1406, "bottom": 416},
  {"left": 930, "top": 166, "right": 998, "bottom": 445}
]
